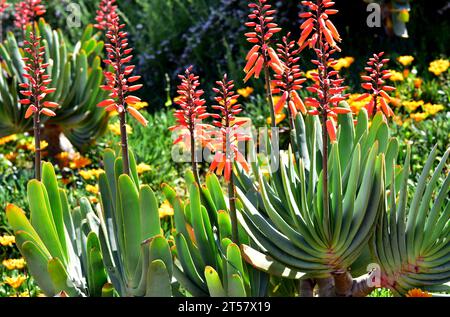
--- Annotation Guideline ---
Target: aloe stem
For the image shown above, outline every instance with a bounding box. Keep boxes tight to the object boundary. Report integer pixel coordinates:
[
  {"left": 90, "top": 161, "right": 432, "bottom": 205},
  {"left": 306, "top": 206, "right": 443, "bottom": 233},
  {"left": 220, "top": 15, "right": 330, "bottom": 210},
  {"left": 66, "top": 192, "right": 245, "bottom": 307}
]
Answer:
[
  {"left": 119, "top": 109, "right": 130, "bottom": 176},
  {"left": 228, "top": 175, "right": 239, "bottom": 244},
  {"left": 31, "top": 22, "right": 41, "bottom": 181},
  {"left": 264, "top": 65, "right": 276, "bottom": 128},
  {"left": 190, "top": 126, "right": 200, "bottom": 185},
  {"left": 33, "top": 111, "right": 41, "bottom": 180}
]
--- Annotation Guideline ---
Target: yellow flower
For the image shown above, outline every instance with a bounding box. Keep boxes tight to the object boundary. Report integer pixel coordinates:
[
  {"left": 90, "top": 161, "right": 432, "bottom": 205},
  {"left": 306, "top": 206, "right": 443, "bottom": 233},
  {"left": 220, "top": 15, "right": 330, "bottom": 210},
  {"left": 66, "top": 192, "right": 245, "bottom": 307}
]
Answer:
[
  {"left": 136, "top": 163, "right": 151, "bottom": 174},
  {"left": 266, "top": 113, "right": 286, "bottom": 125},
  {"left": 158, "top": 200, "right": 174, "bottom": 219},
  {"left": 347, "top": 93, "right": 371, "bottom": 114},
  {"left": 26, "top": 140, "right": 48, "bottom": 152},
  {"left": 237, "top": 87, "right": 254, "bottom": 98},
  {"left": 331, "top": 57, "right": 354, "bottom": 71},
  {"left": 129, "top": 101, "right": 149, "bottom": 110},
  {"left": 423, "top": 103, "right": 444, "bottom": 115},
  {"left": 79, "top": 169, "right": 105, "bottom": 180},
  {"left": 388, "top": 70, "right": 404, "bottom": 82},
  {"left": 108, "top": 121, "right": 133, "bottom": 136},
  {"left": 402, "top": 100, "right": 424, "bottom": 112},
  {"left": 305, "top": 69, "right": 318, "bottom": 81},
  {"left": 0, "top": 235, "right": 15, "bottom": 247},
  {"left": 428, "top": 59, "right": 449, "bottom": 76},
  {"left": 0, "top": 134, "right": 17, "bottom": 146},
  {"left": 397, "top": 55, "right": 414, "bottom": 67},
  {"left": 86, "top": 184, "right": 99, "bottom": 195},
  {"left": 4, "top": 275, "right": 27, "bottom": 289},
  {"left": 410, "top": 112, "right": 428, "bottom": 122},
  {"left": 405, "top": 288, "right": 432, "bottom": 297},
  {"left": 2, "top": 258, "right": 26, "bottom": 270}
]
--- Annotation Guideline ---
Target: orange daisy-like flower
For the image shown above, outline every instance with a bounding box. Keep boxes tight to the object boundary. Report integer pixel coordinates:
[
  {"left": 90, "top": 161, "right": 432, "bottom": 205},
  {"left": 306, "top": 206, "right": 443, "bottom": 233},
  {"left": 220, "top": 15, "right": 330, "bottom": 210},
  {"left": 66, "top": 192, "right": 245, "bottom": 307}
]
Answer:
[{"left": 405, "top": 288, "right": 432, "bottom": 297}]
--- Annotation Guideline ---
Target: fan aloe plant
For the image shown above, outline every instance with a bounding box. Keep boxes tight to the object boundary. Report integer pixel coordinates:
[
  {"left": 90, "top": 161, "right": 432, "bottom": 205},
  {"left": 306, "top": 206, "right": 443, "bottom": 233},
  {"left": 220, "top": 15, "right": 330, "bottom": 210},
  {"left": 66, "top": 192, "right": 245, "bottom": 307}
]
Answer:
[
  {"left": 162, "top": 171, "right": 268, "bottom": 297},
  {"left": 97, "top": 149, "right": 173, "bottom": 297},
  {"left": 0, "top": 19, "right": 109, "bottom": 150},
  {"left": 372, "top": 145, "right": 450, "bottom": 296},
  {"left": 6, "top": 162, "right": 108, "bottom": 297},
  {"left": 235, "top": 106, "right": 401, "bottom": 296}
]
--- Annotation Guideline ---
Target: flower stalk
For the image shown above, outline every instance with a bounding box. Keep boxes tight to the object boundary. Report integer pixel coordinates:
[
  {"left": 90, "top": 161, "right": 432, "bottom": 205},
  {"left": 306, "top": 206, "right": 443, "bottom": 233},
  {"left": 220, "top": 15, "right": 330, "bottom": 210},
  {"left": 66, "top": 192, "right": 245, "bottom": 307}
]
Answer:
[
  {"left": 272, "top": 33, "right": 307, "bottom": 129},
  {"left": 97, "top": 5, "right": 146, "bottom": 176},
  {"left": 20, "top": 32, "right": 58, "bottom": 180},
  {"left": 170, "top": 66, "right": 209, "bottom": 185},
  {"left": 358, "top": 52, "right": 396, "bottom": 118},
  {"left": 210, "top": 74, "right": 250, "bottom": 243},
  {"left": 244, "top": 0, "right": 284, "bottom": 128},
  {"left": 299, "top": 0, "right": 349, "bottom": 242},
  {"left": 17, "top": 0, "right": 53, "bottom": 181}
]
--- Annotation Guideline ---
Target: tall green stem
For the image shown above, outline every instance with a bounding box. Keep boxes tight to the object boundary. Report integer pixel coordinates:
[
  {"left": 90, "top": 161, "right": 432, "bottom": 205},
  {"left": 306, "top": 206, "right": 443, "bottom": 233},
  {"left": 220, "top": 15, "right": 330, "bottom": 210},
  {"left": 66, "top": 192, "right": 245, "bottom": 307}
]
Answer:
[
  {"left": 228, "top": 175, "right": 239, "bottom": 244},
  {"left": 264, "top": 64, "right": 276, "bottom": 128},
  {"left": 190, "top": 128, "right": 200, "bottom": 185},
  {"left": 119, "top": 110, "right": 130, "bottom": 176}
]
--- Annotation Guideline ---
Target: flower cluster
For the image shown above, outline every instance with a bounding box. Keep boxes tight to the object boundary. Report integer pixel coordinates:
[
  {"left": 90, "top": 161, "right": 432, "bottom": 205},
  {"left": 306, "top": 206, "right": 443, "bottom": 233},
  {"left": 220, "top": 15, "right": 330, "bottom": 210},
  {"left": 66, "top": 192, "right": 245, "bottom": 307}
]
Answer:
[
  {"left": 397, "top": 55, "right": 414, "bottom": 67},
  {"left": 428, "top": 58, "right": 449, "bottom": 76},
  {"left": 357, "top": 52, "right": 396, "bottom": 118},
  {"left": 243, "top": 0, "right": 283, "bottom": 82},
  {"left": 97, "top": 9, "right": 147, "bottom": 127},
  {"left": 209, "top": 74, "right": 250, "bottom": 182},
  {"left": 169, "top": 66, "right": 209, "bottom": 148},
  {"left": 94, "top": 0, "right": 117, "bottom": 30},
  {"left": 298, "top": 0, "right": 341, "bottom": 52},
  {"left": 13, "top": 0, "right": 45, "bottom": 30},
  {"left": 0, "top": 234, "right": 15, "bottom": 247},
  {"left": 19, "top": 32, "right": 58, "bottom": 119},
  {"left": 272, "top": 33, "right": 307, "bottom": 118},
  {"left": 304, "top": 44, "right": 350, "bottom": 142},
  {"left": 2, "top": 258, "right": 26, "bottom": 270}
]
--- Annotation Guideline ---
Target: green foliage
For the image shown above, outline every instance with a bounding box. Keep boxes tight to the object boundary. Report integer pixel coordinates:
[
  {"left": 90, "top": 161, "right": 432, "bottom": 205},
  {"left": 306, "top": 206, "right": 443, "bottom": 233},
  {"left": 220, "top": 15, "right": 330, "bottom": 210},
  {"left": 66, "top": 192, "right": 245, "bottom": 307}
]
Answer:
[
  {"left": 373, "top": 146, "right": 450, "bottom": 296},
  {"left": 104, "top": 109, "right": 185, "bottom": 192},
  {"left": 393, "top": 112, "right": 450, "bottom": 178},
  {"left": 163, "top": 172, "right": 268, "bottom": 297},
  {"left": 235, "top": 106, "right": 398, "bottom": 278},
  {"left": 97, "top": 149, "right": 173, "bottom": 297},
  {"left": 0, "top": 20, "right": 109, "bottom": 150},
  {"left": 6, "top": 162, "right": 107, "bottom": 296}
]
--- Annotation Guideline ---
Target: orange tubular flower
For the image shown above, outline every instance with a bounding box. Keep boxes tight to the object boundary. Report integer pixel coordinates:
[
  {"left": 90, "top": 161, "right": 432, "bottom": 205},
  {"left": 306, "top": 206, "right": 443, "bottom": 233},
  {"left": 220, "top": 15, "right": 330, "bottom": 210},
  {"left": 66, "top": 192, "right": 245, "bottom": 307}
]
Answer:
[
  {"left": 209, "top": 75, "right": 250, "bottom": 182},
  {"left": 94, "top": 0, "right": 117, "bottom": 30},
  {"left": 357, "top": 52, "right": 395, "bottom": 118},
  {"left": 244, "top": 0, "right": 283, "bottom": 83},
  {"left": 13, "top": 0, "right": 45, "bottom": 31},
  {"left": 303, "top": 44, "right": 349, "bottom": 143},
  {"left": 97, "top": 9, "right": 147, "bottom": 126},
  {"left": 298, "top": 0, "right": 341, "bottom": 52},
  {"left": 272, "top": 33, "right": 307, "bottom": 127},
  {"left": 169, "top": 66, "right": 210, "bottom": 185}
]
